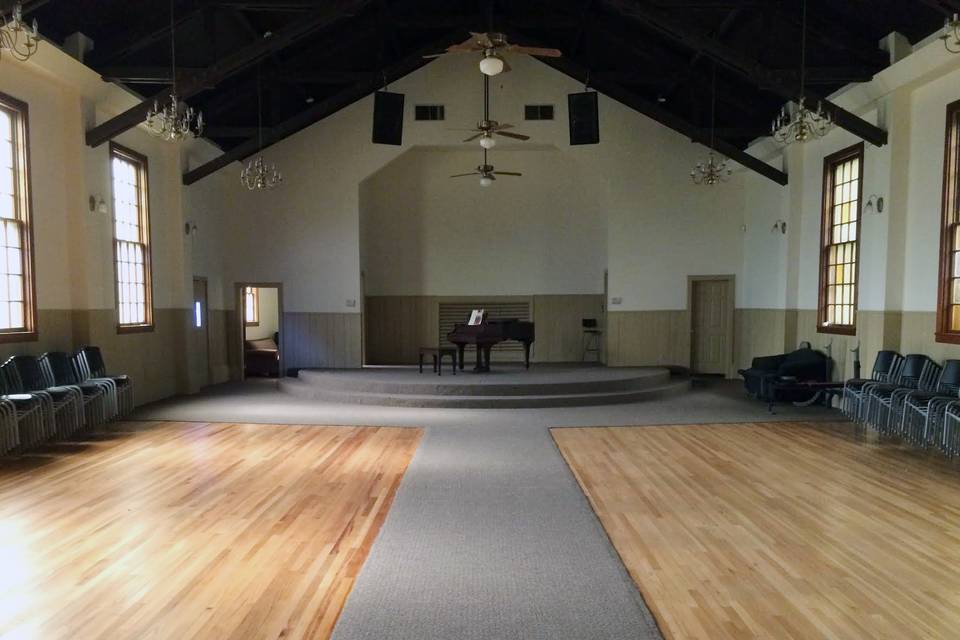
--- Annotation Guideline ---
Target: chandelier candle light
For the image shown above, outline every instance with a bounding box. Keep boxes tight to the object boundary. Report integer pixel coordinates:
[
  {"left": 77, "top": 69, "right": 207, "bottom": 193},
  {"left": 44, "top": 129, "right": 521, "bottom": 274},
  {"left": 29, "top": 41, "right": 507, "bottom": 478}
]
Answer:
[
  {"left": 0, "top": 1, "right": 39, "bottom": 62},
  {"left": 241, "top": 65, "right": 282, "bottom": 191},
  {"left": 691, "top": 65, "right": 731, "bottom": 186},
  {"left": 145, "top": 0, "right": 204, "bottom": 141},
  {"left": 771, "top": 0, "right": 832, "bottom": 145},
  {"left": 942, "top": 13, "right": 960, "bottom": 53}
]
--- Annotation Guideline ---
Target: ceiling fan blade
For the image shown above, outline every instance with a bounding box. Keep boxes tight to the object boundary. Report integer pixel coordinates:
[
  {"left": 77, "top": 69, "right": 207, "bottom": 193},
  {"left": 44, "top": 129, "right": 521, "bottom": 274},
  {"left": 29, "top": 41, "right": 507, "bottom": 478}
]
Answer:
[
  {"left": 450, "top": 172, "right": 480, "bottom": 178},
  {"left": 422, "top": 53, "right": 448, "bottom": 59},
  {"left": 500, "top": 57, "right": 512, "bottom": 73},
  {"left": 493, "top": 171, "right": 522, "bottom": 176},
  {"left": 508, "top": 45, "right": 563, "bottom": 57},
  {"left": 489, "top": 122, "right": 514, "bottom": 131},
  {"left": 462, "top": 133, "right": 484, "bottom": 142},
  {"left": 495, "top": 131, "right": 530, "bottom": 140}
]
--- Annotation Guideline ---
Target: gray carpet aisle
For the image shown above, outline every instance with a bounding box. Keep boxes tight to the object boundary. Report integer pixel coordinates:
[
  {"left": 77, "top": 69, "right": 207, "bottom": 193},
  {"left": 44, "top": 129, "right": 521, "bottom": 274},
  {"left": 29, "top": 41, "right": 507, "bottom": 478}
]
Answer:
[{"left": 134, "top": 380, "right": 837, "bottom": 640}]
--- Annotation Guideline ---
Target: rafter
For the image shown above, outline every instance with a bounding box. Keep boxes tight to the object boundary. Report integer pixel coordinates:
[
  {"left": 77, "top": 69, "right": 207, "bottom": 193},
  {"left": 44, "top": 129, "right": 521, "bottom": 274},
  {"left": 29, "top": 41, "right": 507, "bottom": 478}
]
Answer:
[
  {"left": 598, "top": 0, "right": 888, "bottom": 147},
  {"left": 85, "top": 0, "right": 375, "bottom": 148},
  {"left": 182, "top": 30, "right": 466, "bottom": 186}
]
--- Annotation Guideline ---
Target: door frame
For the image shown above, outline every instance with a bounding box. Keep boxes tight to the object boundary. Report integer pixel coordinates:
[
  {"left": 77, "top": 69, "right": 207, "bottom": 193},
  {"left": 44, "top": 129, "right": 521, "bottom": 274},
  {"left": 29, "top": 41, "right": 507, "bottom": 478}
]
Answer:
[
  {"left": 687, "top": 274, "right": 735, "bottom": 378},
  {"left": 192, "top": 276, "right": 211, "bottom": 387},
  {"left": 235, "top": 282, "right": 284, "bottom": 381}
]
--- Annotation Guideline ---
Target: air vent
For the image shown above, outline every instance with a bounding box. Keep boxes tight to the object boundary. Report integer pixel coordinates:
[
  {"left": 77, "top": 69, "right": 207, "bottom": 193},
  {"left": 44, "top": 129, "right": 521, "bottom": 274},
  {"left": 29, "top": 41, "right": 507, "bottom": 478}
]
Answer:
[
  {"left": 524, "top": 104, "right": 554, "bottom": 120},
  {"left": 415, "top": 105, "right": 445, "bottom": 121}
]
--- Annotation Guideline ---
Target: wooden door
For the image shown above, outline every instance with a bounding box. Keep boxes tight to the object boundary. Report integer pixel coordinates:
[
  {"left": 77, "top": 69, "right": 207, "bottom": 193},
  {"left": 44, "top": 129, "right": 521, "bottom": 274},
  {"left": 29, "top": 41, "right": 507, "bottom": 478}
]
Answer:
[
  {"left": 690, "top": 278, "right": 732, "bottom": 375},
  {"left": 192, "top": 277, "right": 210, "bottom": 387}
]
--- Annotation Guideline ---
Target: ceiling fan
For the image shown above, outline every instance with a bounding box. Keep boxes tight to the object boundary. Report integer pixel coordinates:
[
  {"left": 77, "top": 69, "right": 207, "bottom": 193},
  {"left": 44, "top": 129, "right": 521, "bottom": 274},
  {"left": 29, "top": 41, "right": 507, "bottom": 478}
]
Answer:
[
  {"left": 450, "top": 149, "right": 522, "bottom": 187},
  {"left": 425, "top": 32, "right": 562, "bottom": 76},
  {"left": 453, "top": 75, "right": 530, "bottom": 149}
]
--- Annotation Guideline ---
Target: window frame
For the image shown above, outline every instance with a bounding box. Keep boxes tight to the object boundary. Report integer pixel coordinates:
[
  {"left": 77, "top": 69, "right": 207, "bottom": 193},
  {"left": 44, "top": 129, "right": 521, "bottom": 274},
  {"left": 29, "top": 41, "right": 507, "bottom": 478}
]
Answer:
[
  {"left": 244, "top": 286, "right": 259, "bottom": 327},
  {"left": 414, "top": 105, "right": 445, "bottom": 121},
  {"left": 816, "top": 142, "right": 864, "bottom": 336},
  {"left": 936, "top": 99, "right": 960, "bottom": 344},
  {"left": 109, "top": 142, "right": 154, "bottom": 334},
  {"left": 0, "top": 91, "right": 38, "bottom": 343}
]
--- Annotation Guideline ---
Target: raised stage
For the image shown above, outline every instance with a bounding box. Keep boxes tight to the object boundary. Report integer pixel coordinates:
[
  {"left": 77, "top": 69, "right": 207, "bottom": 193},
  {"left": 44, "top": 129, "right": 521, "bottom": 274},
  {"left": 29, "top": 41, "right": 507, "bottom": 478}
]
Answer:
[{"left": 279, "top": 364, "right": 689, "bottom": 408}]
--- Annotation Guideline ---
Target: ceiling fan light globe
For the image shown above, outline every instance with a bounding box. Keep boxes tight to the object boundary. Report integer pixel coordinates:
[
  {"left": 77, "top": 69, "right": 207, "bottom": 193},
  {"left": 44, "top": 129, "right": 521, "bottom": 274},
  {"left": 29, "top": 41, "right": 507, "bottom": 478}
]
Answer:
[
  {"left": 479, "top": 135, "right": 496, "bottom": 149},
  {"left": 479, "top": 54, "right": 505, "bottom": 76},
  {"left": 479, "top": 176, "right": 494, "bottom": 187}
]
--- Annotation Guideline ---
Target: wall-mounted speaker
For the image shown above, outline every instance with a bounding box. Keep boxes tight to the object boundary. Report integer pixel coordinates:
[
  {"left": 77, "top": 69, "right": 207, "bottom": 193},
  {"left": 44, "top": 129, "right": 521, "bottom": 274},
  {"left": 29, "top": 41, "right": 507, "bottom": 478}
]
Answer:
[
  {"left": 568, "top": 91, "right": 599, "bottom": 145},
  {"left": 372, "top": 91, "right": 404, "bottom": 145}
]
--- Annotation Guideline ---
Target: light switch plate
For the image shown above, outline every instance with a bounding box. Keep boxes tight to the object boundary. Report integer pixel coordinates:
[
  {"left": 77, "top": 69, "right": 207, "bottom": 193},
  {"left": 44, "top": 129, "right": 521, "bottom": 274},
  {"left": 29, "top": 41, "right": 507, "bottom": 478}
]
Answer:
[
  {"left": 346, "top": 299, "right": 357, "bottom": 308},
  {"left": 610, "top": 297, "right": 622, "bottom": 305}
]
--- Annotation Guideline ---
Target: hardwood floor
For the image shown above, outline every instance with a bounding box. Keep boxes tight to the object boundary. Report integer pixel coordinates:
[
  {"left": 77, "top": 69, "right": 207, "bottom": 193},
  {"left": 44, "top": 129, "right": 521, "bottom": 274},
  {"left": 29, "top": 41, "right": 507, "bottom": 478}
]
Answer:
[
  {"left": 0, "top": 421, "right": 421, "bottom": 640},
  {"left": 552, "top": 422, "right": 960, "bottom": 640}
]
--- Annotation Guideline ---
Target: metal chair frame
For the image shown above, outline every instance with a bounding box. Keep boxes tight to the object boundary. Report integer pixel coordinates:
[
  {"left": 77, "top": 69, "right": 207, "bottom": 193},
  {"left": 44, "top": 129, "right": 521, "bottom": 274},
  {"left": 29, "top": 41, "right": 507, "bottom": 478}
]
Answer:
[{"left": 842, "top": 351, "right": 903, "bottom": 421}]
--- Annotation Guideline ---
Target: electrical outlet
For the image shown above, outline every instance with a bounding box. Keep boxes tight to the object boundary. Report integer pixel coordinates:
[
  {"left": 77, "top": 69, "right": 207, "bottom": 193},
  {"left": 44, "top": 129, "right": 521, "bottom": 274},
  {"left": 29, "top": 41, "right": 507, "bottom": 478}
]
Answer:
[{"left": 610, "top": 297, "right": 622, "bottom": 305}]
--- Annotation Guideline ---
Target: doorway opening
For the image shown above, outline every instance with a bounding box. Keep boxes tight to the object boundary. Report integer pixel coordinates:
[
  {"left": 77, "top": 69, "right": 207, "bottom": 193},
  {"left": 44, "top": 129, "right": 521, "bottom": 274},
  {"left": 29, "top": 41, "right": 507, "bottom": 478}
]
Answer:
[
  {"left": 237, "top": 283, "right": 283, "bottom": 380},
  {"left": 688, "top": 275, "right": 735, "bottom": 378}
]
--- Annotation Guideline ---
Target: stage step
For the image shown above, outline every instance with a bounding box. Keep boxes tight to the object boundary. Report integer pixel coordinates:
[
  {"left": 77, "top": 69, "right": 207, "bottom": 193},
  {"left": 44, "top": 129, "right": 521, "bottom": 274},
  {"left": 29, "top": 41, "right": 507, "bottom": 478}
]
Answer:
[{"left": 279, "top": 368, "right": 689, "bottom": 409}]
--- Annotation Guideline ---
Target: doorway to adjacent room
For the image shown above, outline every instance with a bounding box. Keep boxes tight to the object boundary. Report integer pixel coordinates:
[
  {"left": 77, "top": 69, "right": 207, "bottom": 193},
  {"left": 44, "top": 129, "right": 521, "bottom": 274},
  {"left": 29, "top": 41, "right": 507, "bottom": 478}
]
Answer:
[{"left": 236, "top": 283, "right": 283, "bottom": 380}]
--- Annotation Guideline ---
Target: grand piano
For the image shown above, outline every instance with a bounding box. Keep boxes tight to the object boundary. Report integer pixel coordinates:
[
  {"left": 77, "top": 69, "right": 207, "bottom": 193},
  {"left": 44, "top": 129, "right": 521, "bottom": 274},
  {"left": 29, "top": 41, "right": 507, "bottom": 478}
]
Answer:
[{"left": 447, "top": 316, "right": 535, "bottom": 372}]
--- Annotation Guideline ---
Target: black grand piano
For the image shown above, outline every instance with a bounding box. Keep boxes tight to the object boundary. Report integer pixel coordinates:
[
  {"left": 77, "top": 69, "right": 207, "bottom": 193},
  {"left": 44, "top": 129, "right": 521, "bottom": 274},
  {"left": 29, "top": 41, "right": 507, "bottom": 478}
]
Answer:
[{"left": 447, "top": 316, "right": 535, "bottom": 373}]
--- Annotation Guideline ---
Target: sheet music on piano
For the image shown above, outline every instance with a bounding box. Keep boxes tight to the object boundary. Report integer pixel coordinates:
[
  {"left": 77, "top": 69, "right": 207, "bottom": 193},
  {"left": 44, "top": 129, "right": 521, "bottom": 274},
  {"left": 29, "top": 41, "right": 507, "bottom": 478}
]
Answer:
[{"left": 467, "top": 309, "right": 486, "bottom": 326}]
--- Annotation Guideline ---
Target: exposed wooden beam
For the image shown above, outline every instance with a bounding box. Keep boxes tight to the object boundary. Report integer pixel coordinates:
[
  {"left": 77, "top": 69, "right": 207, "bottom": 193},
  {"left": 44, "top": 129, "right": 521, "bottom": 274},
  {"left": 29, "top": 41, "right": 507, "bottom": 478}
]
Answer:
[
  {"left": 85, "top": 0, "right": 374, "bottom": 148},
  {"left": 598, "top": 0, "right": 888, "bottom": 147},
  {"left": 913, "top": 0, "right": 960, "bottom": 16},
  {"left": 183, "top": 30, "right": 466, "bottom": 186},
  {"left": 524, "top": 48, "right": 787, "bottom": 185},
  {"left": 278, "top": 70, "right": 378, "bottom": 84},
  {"left": 88, "top": 1, "right": 204, "bottom": 67},
  {"left": 99, "top": 66, "right": 208, "bottom": 84},
  {"left": 203, "top": 125, "right": 267, "bottom": 137}
]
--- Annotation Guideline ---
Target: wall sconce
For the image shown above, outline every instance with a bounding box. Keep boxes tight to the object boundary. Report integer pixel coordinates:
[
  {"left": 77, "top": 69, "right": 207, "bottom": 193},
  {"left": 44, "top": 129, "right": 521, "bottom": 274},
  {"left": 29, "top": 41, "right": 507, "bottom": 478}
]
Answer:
[
  {"left": 88, "top": 195, "right": 108, "bottom": 215},
  {"left": 864, "top": 194, "right": 884, "bottom": 215},
  {"left": 184, "top": 222, "right": 198, "bottom": 236},
  {"left": 771, "top": 220, "right": 787, "bottom": 234}
]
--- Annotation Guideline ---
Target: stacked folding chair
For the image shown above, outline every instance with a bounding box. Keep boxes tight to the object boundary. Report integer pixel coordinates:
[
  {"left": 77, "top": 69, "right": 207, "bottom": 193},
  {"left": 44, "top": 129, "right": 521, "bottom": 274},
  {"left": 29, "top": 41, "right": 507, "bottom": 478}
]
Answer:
[
  {"left": 0, "top": 397, "right": 19, "bottom": 454},
  {"left": 6, "top": 355, "right": 84, "bottom": 438},
  {"left": 842, "top": 351, "right": 903, "bottom": 421},
  {"left": 74, "top": 346, "right": 135, "bottom": 418},
  {"left": 861, "top": 354, "right": 937, "bottom": 434},
  {"left": 40, "top": 352, "right": 110, "bottom": 430},
  {"left": 898, "top": 360, "right": 960, "bottom": 449},
  {"left": 0, "top": 359, "right": 55, "bottom": 448}
]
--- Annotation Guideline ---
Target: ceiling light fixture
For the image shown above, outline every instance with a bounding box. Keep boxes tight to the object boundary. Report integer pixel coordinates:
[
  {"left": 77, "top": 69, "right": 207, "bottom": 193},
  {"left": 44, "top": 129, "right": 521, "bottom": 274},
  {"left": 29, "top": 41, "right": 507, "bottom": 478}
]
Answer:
[
  {"left": 479, "top": 52, "right": 505, "bottom": 76},
  {"left": 942, "top": 13, "right": 960, "bottom": 53},
  {"left": 145, "top": 0, "right": 204, "bottom": 141},
  {"left": 0, "top": 2, "right": 39, "bottom": 63},
  {"left": 479, "top": 133, "right": 496, "bottom": 149},
  {"left": 771, "top": 0, "right": 832, "bottom": 145},
  {"left": 691, "top": 64, "right": 731, "bottom": 186},
  {"left": 241, "top": 64, "right": 282, "bottom": 191}
]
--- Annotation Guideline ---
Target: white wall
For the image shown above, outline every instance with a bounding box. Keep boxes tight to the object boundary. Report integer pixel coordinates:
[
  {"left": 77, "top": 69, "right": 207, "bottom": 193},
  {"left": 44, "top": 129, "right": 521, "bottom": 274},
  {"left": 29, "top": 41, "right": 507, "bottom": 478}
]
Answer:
[{"left": 360, "top": 146, "right": 606, "bottom": 296}]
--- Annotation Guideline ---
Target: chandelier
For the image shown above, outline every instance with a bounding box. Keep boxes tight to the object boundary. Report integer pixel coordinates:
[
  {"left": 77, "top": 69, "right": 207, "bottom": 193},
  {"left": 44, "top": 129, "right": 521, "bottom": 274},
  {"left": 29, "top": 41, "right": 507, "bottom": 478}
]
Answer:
[
  {"left": 0, "top": 2, "right": 39, "bottom": 63},
  {"left": 942, "top": 13, "right": 960, "bottom": 54},
  {"left": 145, "top": 0, "right": 204, "bottom": 141},
  {"left": 691, "top": 65, "right": 731, "bottom": 186},
  {"left": 771, "top": 0, "right": 832, "bottom": 145},
  {"left": 241, "top": 65, "right": 282, "bottom": 191}
]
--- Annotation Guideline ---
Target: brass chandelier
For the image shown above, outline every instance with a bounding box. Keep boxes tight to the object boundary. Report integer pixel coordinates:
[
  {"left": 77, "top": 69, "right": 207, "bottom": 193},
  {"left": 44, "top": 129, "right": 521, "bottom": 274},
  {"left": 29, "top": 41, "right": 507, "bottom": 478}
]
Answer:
[
  {"left": 241, "top": 65, "right": 282, "bottom": 191},
  {"left": 771, "top": 0, "right": 832, "bottom": 145},
  {"left": 691, "top": 65, "right": 731, "bottom": 186},
  {"left": 942, "top": 13, "right": 960, "bottom": 54},
  {"left": 0, "top": 2, "right": 39, "bottom": 63},
  {"left": 145, "top": 0, "right": 204, "bottom": 141}
]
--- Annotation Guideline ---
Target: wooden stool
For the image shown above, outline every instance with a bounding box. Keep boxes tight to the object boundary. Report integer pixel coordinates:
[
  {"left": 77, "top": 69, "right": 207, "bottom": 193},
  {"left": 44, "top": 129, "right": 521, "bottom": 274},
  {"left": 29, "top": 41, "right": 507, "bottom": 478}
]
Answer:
[{"left": 419, "top": 347, "right": 457, "bottom": 376}]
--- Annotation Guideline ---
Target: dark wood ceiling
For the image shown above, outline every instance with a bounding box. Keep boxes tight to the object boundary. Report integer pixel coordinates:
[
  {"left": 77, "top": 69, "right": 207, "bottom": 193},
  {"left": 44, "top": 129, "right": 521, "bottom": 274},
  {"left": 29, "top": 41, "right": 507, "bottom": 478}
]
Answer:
[{"left": 20, "top": 0, "right": 956, "bottom": 184}]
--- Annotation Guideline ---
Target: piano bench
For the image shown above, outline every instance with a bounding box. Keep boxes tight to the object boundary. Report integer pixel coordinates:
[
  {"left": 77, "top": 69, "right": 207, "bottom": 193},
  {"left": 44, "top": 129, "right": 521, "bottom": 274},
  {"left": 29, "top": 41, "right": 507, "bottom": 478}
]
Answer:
[{"left": 419, "top": 347, "right": 457, "bottom": 376}]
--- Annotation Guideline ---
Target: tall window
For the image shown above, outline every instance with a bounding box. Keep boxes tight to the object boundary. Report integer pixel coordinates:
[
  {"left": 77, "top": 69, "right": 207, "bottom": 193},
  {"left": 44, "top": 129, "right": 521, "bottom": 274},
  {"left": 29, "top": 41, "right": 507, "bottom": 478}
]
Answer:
[
  {"left": 817, "top": 143, "right": 863, "bottom": 335},
  {"left": 0, "top": 93, "right": 36, "bottom": 341},
  {"left": 110, "top": 143, "right": 153, "bottom": 332},
  {"left": 244, "top": 287, "right": 259, "bottom": 326},
  {"left": 937, "top": 100, "right": 960, "bottom": 343}
]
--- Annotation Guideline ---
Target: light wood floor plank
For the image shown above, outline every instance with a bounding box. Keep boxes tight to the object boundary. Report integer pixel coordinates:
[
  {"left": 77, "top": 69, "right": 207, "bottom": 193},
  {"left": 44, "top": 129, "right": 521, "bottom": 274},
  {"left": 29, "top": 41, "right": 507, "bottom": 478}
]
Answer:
[
  {"left": 552, "top": 422, "right": 960, "bottom": 640},
  {"left": 0, "top": 421, "right": 421, "bottom": 640}
]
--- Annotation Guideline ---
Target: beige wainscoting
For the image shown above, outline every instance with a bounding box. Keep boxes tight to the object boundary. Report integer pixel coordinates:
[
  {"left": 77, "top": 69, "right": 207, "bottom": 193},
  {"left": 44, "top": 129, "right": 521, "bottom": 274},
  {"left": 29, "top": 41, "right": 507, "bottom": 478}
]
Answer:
[
  {"left": 363, "top": 295, "right": 603, "bottom": 365},
  {"left": 283, "top": 312, "right": 362, "bottom": 371},
  {"left": 734, "top": 309, "right": 789, "bottom": 370},
  {"left": 605, "top": 310, "right": 690, "bottom": 368}
]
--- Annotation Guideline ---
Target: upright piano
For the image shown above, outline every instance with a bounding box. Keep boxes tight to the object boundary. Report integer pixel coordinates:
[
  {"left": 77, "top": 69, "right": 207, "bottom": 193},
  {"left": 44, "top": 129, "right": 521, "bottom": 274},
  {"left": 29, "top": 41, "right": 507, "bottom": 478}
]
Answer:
[{"left": 447, "top": 318, "right": 535, "bottom": 372}]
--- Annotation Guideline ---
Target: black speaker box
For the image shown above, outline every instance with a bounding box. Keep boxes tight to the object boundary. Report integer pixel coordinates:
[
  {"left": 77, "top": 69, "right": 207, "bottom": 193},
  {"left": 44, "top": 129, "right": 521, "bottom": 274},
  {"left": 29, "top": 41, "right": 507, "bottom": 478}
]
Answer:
[
  {"left": 568, "top": 91, "right": 599, "bottom": 145},
  {"left": 372, "top": 91, "right": 404, "bottom": 145}
]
